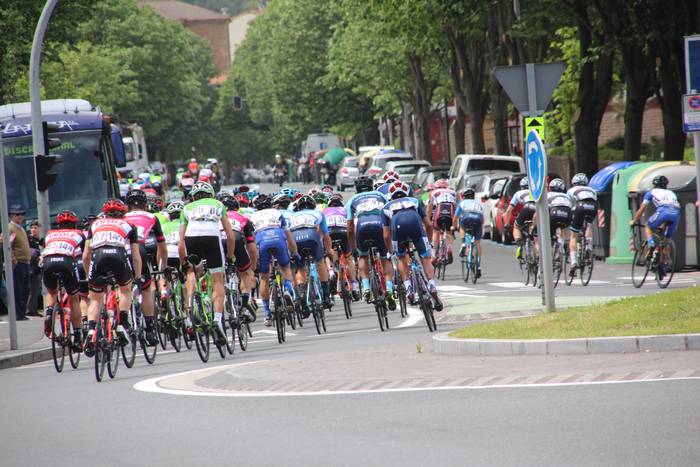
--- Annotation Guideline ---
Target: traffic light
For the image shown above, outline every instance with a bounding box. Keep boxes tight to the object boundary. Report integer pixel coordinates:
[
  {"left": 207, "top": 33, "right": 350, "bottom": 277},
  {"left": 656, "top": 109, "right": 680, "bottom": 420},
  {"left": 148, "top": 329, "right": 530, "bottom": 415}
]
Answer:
[
  {"left": 36, "top": 121, "right": 63, "bottom": 191},
  {"left": 233, "top": 95, "right": 243, "bottom": 110}
]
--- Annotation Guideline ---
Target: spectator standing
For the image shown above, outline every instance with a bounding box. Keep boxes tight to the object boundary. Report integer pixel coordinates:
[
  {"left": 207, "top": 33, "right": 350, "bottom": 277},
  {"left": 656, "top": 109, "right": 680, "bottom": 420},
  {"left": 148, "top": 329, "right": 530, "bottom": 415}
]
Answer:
[
  {"left": 26, "top": 219, "right": 44, "bottom": 317},
  {"left": 0, "top": 205, "right": 31, "bottom": 320}
]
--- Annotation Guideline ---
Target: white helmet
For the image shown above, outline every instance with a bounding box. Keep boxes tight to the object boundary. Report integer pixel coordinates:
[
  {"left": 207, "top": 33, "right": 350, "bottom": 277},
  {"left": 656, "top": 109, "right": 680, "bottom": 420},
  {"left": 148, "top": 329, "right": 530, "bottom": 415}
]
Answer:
[{"left": 190, "top": 181, "right": 215, "bottom": 198}]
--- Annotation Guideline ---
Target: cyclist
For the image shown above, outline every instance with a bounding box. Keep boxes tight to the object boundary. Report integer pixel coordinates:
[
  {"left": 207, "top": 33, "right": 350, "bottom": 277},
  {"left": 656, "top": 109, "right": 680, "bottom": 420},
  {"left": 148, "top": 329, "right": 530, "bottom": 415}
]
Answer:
[
  {"left": 312, "top": 191, "right": 328, "bottom": 211},
  {"left": 178, "top": 182, "right": 236, "bottom": 343},
  {"left": 544, "top": 178, "right": 573, "bottom": 244},
  {"left": 504, "top": 177, "right": 535, "bottom": 259},
  {"left": 162, "top": 201, "right": 184, "bottom": 270},
  {"left": 180, "top": 172, "right": 195, "bottom": 199},
  {"left": 125, "top": 189, "right": 168, "bottom": 345},
  {"left": 273, "top": 193, "right": 294, "bottom": 225},
  {"left": 289, "top": 195, "right": 335, "bottom": 310},
  {"left": 217, "top": 191, "right": 256, "bottom": 320},
  {"left": 82, "top": 199, "right": 143, "bottom": 357},
  {"left": 383, "top": 180, "right": 442, "bottom": 310},
  {"left": 453, "top": 187, "right": 484, "bottom": 278},
  {"left": 426, "top": 178, "right": 457, "bottom": 264},
  {"left": 346, "top": 175, "right": 396, "bottom": 310},
  {"left": 567, "top": 173, "right": 598, "bottom": 270},
  {"left": 249, "top": 194, "right": 299, "bottom": 327},
  {"left": 376, "top": 171, "right": 401, "bottom": 197},
  {"left": 631, "top": 175, "right": 680, "bottom": 277},
  {"left": 41, "top": 210, "right": 86, "bottom": 349},
  {"left": 323, "top": 193, "right": 360, "bottom": 300}
]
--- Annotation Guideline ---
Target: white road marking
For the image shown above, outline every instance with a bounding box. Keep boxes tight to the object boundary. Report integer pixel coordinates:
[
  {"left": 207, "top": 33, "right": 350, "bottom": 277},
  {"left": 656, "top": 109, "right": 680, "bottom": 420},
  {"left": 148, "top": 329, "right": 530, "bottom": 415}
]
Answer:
[
  {"left": 437, "top": 285, "right": 475, "bottom": 292},
  {"left": 397, "top": 307, "right": 423, "bottom": 328},
  {"left": 256, "top": 329, "right": 297, "bottom": 336},
  {"left": 490, "top": 282, "right": 529, "bottom": 288}
]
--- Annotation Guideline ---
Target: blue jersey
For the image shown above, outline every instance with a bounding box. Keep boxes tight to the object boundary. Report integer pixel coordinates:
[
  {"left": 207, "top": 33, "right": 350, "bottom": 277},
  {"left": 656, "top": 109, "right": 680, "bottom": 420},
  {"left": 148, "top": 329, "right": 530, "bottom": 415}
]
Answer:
[
  {"left": 383, "top": 197, "right": 425, "bottom": 221},
  {"left": 281, "top": 208, "right": 294, "bottom": 226},
  {"left": 288, "top": 209, "right": 328, "bottom": 235},
  {"left": 455, "top": 199, "right": 483, "bottom": 218},
  {"left": 378, "top": 183, "right": 414, "bottom": 197},
  {"left": 643, "top": 188, "right": 680, "bottom": 210},
  {"left": 346, "top": 191, "right": 388, "bottom": 220}
]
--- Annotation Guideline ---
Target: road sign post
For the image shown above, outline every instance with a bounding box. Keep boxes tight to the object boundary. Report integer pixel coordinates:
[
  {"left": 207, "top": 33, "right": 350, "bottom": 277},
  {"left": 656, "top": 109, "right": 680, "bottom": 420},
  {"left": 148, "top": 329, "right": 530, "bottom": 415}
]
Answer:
[
  {"left": 0, "top": 125, "right": 19, "bottom": 350},
  {"left": 495, "top": 62, "right": 564, "bottom": 313},
  {"left": 684, "top": 35, "right": 700, "bottom": 236}
]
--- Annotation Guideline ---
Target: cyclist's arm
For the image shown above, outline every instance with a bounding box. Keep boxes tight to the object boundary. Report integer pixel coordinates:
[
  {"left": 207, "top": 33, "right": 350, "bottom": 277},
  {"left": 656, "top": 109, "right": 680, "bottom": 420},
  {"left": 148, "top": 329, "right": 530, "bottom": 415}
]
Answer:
[
  {"left": 504, "top": 205, "right": 513, "bottom": 225},
  {"left": 285, "top": 229, "right": 299, "bottom": 256},
  {"left": 178, "top": 223, "right": 187, "bottom": 264},
  {"left": 153, "top": 218, "right": 167, "bottom": 271},
  {"left": 383, "top": 226, "right": 393, "bottom": 254},
  {"left": 631, "top": 201, "right": 648, "bottom": 225},
  {"left": 221, "top": 215, "right": 236, "bottom": 262},
  {"left": 347, "top": 218, "right": 356, "bottom": 251},
  {"left": 131, "top": 242, "right": 142, "bottom": 278},
  {"left": 82, "top": 240, "right": 92, "bottom": 275}
]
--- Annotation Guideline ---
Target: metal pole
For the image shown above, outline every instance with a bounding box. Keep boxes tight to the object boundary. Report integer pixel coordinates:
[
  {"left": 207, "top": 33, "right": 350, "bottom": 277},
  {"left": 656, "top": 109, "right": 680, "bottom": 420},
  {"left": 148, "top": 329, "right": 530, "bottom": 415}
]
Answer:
[
  {"left": 694, "top": 133, "right": 700, "bottom": 243},
  {"left": 30, "top": 0, "right": 59, "bottom": 238},
  {"left": 526, "top": 63, "right": 555, "bottom": 312},
  {"left": 0, "top": 126, "right": 19, "bottom": 349}
]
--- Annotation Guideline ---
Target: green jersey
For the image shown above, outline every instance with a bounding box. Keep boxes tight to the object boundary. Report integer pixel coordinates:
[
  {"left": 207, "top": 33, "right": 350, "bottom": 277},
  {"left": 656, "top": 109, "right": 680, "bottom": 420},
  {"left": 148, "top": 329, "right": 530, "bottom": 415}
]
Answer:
[
  {"left": 161, "top": 219, "right": 181, "bottom": 258},
  {"left": 180, "top": 198, "right": 227, "bottom": 237}
]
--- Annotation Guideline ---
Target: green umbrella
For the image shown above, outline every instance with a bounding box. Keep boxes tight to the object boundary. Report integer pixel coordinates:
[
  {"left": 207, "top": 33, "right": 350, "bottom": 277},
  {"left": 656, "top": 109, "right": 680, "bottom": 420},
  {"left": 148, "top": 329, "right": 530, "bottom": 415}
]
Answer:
[{"left": 322, "top": 146, "right": 348, "bottom": 166}]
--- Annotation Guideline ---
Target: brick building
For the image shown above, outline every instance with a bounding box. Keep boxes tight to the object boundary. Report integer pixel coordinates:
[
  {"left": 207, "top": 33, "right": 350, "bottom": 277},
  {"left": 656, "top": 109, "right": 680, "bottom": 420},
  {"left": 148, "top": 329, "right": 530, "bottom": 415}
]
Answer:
[
  {"left": 229, "top": 8, "right": 263, "bottom": 63},
  {"left": 140, "top": 0, "right": 231, "bottom": 74}
]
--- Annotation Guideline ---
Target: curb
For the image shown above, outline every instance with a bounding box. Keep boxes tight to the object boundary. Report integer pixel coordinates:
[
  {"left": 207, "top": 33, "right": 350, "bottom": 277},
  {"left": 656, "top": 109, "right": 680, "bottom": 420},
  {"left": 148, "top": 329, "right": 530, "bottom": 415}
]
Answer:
[
  {"left": 0, "top": 348, "right": 52, "bottom": 370},
  {"left": 432, "top": 333, "right": 700, "bottom": 356}
]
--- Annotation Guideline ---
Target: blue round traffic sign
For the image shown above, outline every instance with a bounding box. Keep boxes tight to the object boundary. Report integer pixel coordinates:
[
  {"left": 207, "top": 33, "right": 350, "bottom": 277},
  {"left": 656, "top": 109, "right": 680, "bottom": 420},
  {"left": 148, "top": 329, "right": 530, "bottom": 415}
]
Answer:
[{"left": 526, "top": 129, "right": 547, "bottom": 201}]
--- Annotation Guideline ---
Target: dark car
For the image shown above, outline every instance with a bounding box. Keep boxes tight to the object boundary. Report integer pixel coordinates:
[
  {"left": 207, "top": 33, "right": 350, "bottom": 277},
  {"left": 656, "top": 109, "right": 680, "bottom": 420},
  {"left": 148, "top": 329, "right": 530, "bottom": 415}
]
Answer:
[{"left": 411, "top": 164, "right": 451, "bottom": 197}]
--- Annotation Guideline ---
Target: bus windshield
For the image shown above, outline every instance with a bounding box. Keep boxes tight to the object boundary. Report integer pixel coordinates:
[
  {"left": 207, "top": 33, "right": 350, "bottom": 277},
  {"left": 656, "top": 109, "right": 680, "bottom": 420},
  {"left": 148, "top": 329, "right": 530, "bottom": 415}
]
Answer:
[{"left": 3, "top": 130, "right": 109, "bottom": 220}]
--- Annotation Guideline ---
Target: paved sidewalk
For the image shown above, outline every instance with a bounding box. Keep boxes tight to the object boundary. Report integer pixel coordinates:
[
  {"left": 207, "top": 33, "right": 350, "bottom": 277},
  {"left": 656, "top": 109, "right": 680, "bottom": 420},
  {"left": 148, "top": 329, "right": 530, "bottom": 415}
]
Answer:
[{"left": 0, "top": 315, "right": 52, "bottom": 369}]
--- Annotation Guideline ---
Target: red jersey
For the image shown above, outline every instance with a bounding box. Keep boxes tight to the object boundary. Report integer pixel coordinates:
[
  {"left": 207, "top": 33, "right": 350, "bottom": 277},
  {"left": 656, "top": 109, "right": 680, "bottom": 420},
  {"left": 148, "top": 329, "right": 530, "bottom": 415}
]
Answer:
[
  {"left": 88, "top": 218, "right": 139, "bottom": 250},
  {"left": 227, "top": 211, "right": 255, "bottom": 243},
  {"left": 42, "top": 229, "right": 86, "bottom": 259}
]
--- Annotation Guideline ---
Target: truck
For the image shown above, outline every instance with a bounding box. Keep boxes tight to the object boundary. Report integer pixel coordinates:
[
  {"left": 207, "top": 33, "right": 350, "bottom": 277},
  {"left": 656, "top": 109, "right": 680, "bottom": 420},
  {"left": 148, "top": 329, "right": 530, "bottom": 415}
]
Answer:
[{"left": 122, "top": 123, "right": 149, "bottom": 175}]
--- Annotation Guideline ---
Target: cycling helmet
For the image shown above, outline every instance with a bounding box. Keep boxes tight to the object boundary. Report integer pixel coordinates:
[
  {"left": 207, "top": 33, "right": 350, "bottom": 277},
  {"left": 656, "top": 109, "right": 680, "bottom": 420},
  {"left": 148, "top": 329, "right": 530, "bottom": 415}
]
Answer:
[
  {"left": 103, "top": 198, "right": 127, "bottom": 217},
  {"left": 425, "top": 182, "right": 435, "bottom": 192},
  {"left": 236, "top": 194, "right": 251, "bottom": 207},
  {"left": 313, "top": 191, "right": 327, "bottom": 205},
  {"left": 327, "top": 193, "right": 344, "bottom": 207},
  {"left": 253, "top": 194, "right": 272, "bottom": 210},
  {"left": 190, "top": 181, "right": 215, "bottom": 199},
  {"left": 549, "top": 178, "right": 566, "bottom": 193},
  {"left": 652, "top": 175, "right": 669, "bottom": 189},
  {"left": 571, "top": 173, "right": 589, "bottom": 186},
  {"left": 434, "top": 179, "right": 449, "bottom": 189},
  {"left": 125, "top": 189, "right": 148, "bottom": 207},
  {"left": 293, "top": 194, "right": 316, "bottom": 211},
  {"left": 181, "top": 172, "right": 192, "bottom": 179},
  {"left": 354, "top": 175, "right": 374, "bottom": 193},
  {"left": 165, "top": 201, "right": 184, "bottom": 215},
  {"left": 80, "top": 214, "right": 97, "bottom": 230},
  {"left": 462, "top": 188, "right": 476, "bottom": 200},
  {"left": 280, "top": 187, "right": 295, "bottom": 197},
  {"left": 148, "top": 198, "right": 164, "bottom": 213},
  {"left": 519, "top": 177, "right": 529, "bottom": 190},
  {"left": 373, "top": 180, "right": 383, "bottom": 190},
  {"left": 388, "top": 180, "right": 410, "bottom": 200},
  {"left": 321, "top": 185, "right": 334, "bottom": 194},
  {"left": 272, "top": 193, "right": 292, "bottom": 209},
  {"left": 56, "top": 210, "right": 78, "bottom": 225},
  {"left": 308, "top": 187, "right": 319, "bottom": 196},
  {"left": 238, "top": 185, "right": 250, "bottom": 193},
  {"left": 292, "top": 192, "right": 303, "bottom": 201},
  {"left": 217, "top": 190, "right": 236, "bottom": 207},
  {"left": 383, "top": 170, "right": 399, "bottom": 183}
]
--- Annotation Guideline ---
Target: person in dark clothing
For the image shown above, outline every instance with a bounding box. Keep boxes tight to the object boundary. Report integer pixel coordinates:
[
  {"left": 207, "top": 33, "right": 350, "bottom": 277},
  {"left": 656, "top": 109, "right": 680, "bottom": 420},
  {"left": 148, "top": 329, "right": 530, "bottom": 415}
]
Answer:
[{"left": 26, "top": 220, "right": 44, "bottom": 317}]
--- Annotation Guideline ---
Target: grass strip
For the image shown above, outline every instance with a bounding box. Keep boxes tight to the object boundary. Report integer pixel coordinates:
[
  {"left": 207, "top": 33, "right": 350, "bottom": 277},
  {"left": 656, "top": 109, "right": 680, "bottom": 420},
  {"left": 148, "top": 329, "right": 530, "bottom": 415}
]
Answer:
[{"left": 449, "top": 286, "right": 700, "bottom": 339}]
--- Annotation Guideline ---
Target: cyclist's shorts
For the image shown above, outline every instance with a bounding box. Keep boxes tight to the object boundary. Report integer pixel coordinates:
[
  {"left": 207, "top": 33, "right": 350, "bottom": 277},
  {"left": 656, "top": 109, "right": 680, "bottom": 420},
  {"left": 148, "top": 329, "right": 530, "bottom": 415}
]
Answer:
[
  {"left": 549, "top": 206, "right": 572, "bottom": 236},
  {"left": 294, "top": 229, "right": 324, "bottom": 263},
  {"left": 459, "top": 213, "right": 484, "bottom": 241},
  {"left": 356, "top": 216, "right": 387, "bottom": 257},
  {"left": 515, "top": 204, "right": 536, "bottom": 228},
  {"left": 222, "top": 232, "right": 252, "bottom": 272},
  {"left": 648, "top": 207, "right": 681, "bottom": 238},
  {"left": 256, "top": 228, "right": 291, "bottom": 274},
  {"left": 329, "top": 227, "right": 350, "bottom": 255},
  {"left": 432, "top": 203, "right": 454, "bottom": 230},
  {"left": 145, "top": 236, "right": 157, "bottom": 264},
  {"left": 185, "top": 235, "right": 225, "bottom": 274},
  {"left": 42, "top": 255, "right": 80, "bottom": 295},
  {"left": 88, "top": 247, "right": 132, "bottom": 293},
  {"left": 570, "top": 200, "right": 597, "bottom": 233},
  {"left": 167, "top": 257, "right": 180, "bottom": 269},
  {"left": 76, "top": 259, "right": 88, "bottom": 296},
  {"left": 392, "top": 210, "right": 431, "bottom": 258}
]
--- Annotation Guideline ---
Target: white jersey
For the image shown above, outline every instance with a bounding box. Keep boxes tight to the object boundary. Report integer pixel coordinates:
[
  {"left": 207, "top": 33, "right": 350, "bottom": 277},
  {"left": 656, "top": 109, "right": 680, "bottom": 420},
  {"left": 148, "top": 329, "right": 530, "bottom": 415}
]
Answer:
[
  {"left": 510, "top": 189, "right": 534, "bottom": 207},
  {"left": 567, "top": 186, "right": 597, "bottom": 202},
  {"left": 547, "top": 192, "right": 573, "bottom": 208},
  {"left": 643, "top": 188, "right": 680, "bottom": 210},
  {"left": 250, "top": 208, "right": 287, "bottom": 232}
]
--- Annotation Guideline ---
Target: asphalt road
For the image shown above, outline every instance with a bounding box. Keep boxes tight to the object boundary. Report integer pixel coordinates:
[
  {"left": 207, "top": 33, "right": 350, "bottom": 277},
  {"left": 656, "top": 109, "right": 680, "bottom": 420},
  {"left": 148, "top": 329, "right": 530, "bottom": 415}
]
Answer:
[{"left": 1, "top": 182, "right": 698, "bottom": 467}]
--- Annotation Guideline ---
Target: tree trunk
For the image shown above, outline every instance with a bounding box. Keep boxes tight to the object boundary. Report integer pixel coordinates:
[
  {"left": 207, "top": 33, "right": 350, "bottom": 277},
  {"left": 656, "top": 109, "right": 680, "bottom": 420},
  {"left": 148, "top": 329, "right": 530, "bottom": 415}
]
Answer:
[
  {"left": 490, "top": 81, "right": 509, "bottom": 154},
  {"left": 454, "top": 104, "right": 466, "bottom": 155},
  {"left": 400, "top": 100, "right": 414, "bottom": 155},
  {"left": 407, "top": 53, "right": 433, "bottom": 161},
  {"left": 657, "top": 41, "right": 686, "bottom": 161}
]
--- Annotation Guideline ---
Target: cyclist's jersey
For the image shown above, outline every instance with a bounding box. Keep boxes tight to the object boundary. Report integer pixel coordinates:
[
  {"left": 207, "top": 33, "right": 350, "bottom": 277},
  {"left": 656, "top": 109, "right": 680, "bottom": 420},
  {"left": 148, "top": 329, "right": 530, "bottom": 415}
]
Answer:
[
  {"left": 226, "top": 211, "right": 255, "bottom": 242},
  {"left": 642, "top": 188, "right": 680, "bottom": 210},
  {"left": 42, "top": 229, "right": 86, "bottom": 259},
  {"left": 87, "top": 218, "right": 139, "bottom": 250},
  {"left": 199, "top": 168, "right": 213, "bottom": 179},
  {"left": 180, "top": 198, "right": 227, "bottom": 238},
  {"left": 250, "top": 208, "right": 288, "bottom": 233},
  {"left": 377, "top": 182, "right": 414, "bottom": 197},
  {"left": 315, "top": 203, "right": 327, "bottom": 212},
  {"left": 383, "top": 197, "right": 430, "bottom": 258},
  {"left": 239, "top": 207, "right": 256, "bottom": 218},
  {"left": 180, "top": 177, "right": 194, "bottom": 190},
  {"left": 383, "top": 196, "right": 425, "bottom": 221},
  {"left": 323, "top": 206, "right": 348, "bottom": 229},
  {"left": 510, "top": 189, "right": 535, "bottom": 207},
  {"left": 455, "top": 199, "right": 484, "bottom": 219},
  {"left": 155, "top": 211, "right": 169, "bottom": 227},
  {"left": 567, "top": 186, "right": 597, "bottom": 202},
  {"left": 161, "top": 219, "right": 181, "bottom": 259},
  {"left": 547, "top": 192, "right": 574, "bottom": 209},
  {"left": 289, "top": 209, "right": 328, "bottom": 234},
  {"left": 429, "top": 188, "right": 457, "bottom": 207},
  {"left": 346, "top": 191, "right": 388, "bottom": 221},
  {"left": 125, "top": 210, "right": 165, "bottom": 245}
]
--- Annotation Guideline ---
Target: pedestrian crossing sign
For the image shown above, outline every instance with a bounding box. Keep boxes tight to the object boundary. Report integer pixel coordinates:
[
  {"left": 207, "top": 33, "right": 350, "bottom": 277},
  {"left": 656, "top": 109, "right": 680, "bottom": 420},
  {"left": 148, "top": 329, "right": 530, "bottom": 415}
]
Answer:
[{"left": 525, "top": 117, "right": 545, "bottom": 143}]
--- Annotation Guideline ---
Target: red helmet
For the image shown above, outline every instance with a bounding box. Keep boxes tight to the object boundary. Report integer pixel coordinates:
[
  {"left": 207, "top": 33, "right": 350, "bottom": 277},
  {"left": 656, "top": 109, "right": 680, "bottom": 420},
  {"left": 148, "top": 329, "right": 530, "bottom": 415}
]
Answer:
[
  {"left": 383, "top": 170, "right": 399, "bottom": 183},
  {"left": 103, "top": 198, "right": 127, "bottom": 216},
  {"left": 236, "top": 194, "right": 250, "bottom": 207},
  {"left": 238, "top": 185, "right": 250, "bottom": 193},
  {"left": 388, "top": 180, "right": 410, "bottom": 200},
  {"left": 56, "top": 210, "right": 78, "bottom": 225},
  {"left": 434, "top": 179, "right": 449, "bottom": 189},
  {"left": 292, "top": 192, "right": 303, "bottom": 201},
  {"left": 181, "top": 172, "right": 192, "bottom": 179},
  {"left": 198, "top": 174, "right": 210, "bottom": 182},
  {"left": 308, "top": 187, "right": 319, "bottom": 196}
]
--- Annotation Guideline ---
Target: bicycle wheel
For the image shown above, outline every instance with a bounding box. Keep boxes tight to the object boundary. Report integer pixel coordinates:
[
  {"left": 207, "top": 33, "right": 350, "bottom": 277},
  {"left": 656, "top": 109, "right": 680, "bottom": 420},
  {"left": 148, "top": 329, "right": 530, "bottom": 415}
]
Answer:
[
  {"left": 68, "top": 319, "right": 81, "bottom": 370},
  {"left": 469, "top": 246, "right": 478, "bottom": 285},
  {"left": 295, "top": 303, "right": 305, "bottom": 328},
  {"left": 107, "top": 323, "right": 119, "bottom": 379},
  {"left": 375, "top": 301, "right": 386, "bottom": 331},
  {"left": 94, "top": 317, "right": 107, "bottom": 383},
  {"left": 155, "top": 296, "right": 168, "bottom": 351},
  {"left": 580, "top": 247, "right": 594, "bottom": 287},
  {"left": 421, "top": 296, "right": 435, "bottom": 332},
  {"left": 121, "top": 306, "right": 137, "bottom": 369},
  {"left": 397, "top": 284, "right": 407, "bottom": 318},
  {"left": 192, "top": 295, "right": 210, "bottom": 363},
  {"left": 656, "top": 239, "right": 676, "bottom": 289},
  {"left": 287, "top": 304, "right": 297, "bottom": 330},
  {"left": 237, "top": 320, "right": 248, "bottom": 351},
  {"left": 138, "top": 309, "right": 157, "bottom": 365},
  {"left": 223, "top": 314, "right": 235, "bottom": 356},
  {"left": 461, "top": 256, "right": 468, "bottom": 282},
  {"left": 343, "top": 290, "right": 353, "bottom": 319},
  {"left": 51, "top": 307, "right": 66, "bottom": 373},
  {"left": 320, "top": 306, "right": 327, "bottom": 333},
  {"left": 631, "top": 243, "right": 651, "bottom": 288},
  {"left": 564, "top": 248, "right": 574, "bottom": 286},
  {"left": 552, "top": 243, "right": 563, "bottom": 288},
  {"left": 275, "top": 306, "right": 286, "bottom": 343}
]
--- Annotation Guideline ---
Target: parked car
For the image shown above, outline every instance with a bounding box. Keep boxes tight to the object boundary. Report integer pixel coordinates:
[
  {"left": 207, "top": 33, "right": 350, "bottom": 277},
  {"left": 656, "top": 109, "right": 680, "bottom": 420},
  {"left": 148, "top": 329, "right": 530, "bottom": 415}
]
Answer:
[
  {"left": 448, "top": 154, "right": 524, "bottom": 189},
  {"left": 412, "top": 165, "right": 451, "bottom": 196},
  {"left": 384, "top": 160, "right": 431, "bottom": 183},
  {"left": 337, "top": 156, "right": 360, "bottom": 191},
  {"left": 364, "top": 151, "right": 414, "bottom": 179},
  {"left": 460, "top": 172, "right": 507, "bottom": 239}
]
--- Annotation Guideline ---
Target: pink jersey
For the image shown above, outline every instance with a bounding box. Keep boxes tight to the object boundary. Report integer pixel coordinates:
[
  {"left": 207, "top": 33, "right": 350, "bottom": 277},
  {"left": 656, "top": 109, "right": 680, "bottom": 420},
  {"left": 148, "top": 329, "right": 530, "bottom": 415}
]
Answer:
[
  {"left": 227, "top": 210, "right": 254, "bottom": 242},
  {"left": 322, "top": 206, "right": 347, "bottom": 229},
  {"left": 125, "top": 210, "right": 164, "bottom": 244}
]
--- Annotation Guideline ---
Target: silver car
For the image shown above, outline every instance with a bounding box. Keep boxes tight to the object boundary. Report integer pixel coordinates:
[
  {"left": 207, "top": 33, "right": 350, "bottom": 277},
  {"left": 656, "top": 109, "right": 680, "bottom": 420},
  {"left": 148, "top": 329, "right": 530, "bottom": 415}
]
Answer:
[
  {"left": 364, "top": 152, "right": 414, "bottom": 179},
  {"left": 384, "top": 160, "right": 431, "bottom": 183},
  {"left": 338, "top": 156, "right": 360, "bottom": 191}
]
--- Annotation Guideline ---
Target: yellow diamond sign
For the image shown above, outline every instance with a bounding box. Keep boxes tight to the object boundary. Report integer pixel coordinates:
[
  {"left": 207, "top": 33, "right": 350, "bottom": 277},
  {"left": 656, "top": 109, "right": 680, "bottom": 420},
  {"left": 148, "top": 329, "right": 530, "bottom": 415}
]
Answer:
[{"left": 525, "top": 117, "right": 545, "bottom": 143}]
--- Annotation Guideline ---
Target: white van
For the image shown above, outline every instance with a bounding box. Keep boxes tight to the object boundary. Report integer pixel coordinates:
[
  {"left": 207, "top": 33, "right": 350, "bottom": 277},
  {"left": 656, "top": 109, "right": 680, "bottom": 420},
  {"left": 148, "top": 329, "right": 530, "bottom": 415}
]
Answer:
[
  {"left": 305, "top": 133, "right": 341, "bottom": 154},
  {"left": 448, "top": 154, "right": 524, "bottom": 189}
]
